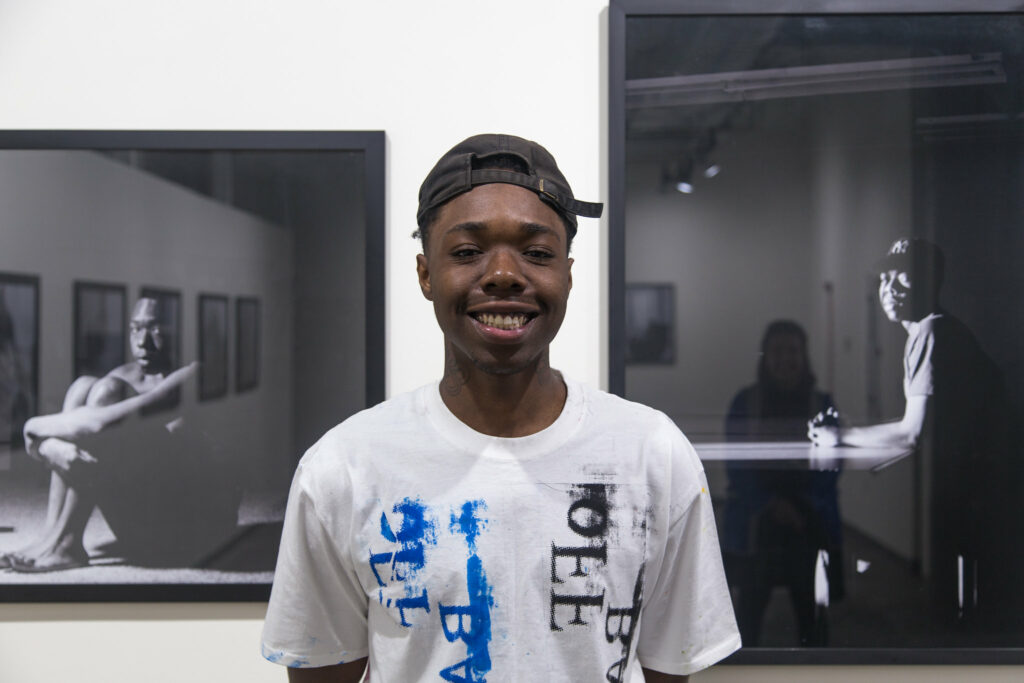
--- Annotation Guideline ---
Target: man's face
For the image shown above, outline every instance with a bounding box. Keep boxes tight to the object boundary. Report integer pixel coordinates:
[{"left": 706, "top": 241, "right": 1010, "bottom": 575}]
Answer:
[
  {"left": 878, "top": 268, "right": 913, "bottom": 322},
  {"left": 416, "top": 183, "right": 573, "bottom": 376},
  {"left": 130, "top": 297, "right": 169, "bottom": 371},
  {"left": 763, "top": 333, "right": 806, "bottom": 390}
]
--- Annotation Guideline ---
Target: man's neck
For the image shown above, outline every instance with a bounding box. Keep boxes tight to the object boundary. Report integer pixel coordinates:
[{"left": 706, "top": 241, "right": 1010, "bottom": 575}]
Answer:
[{"left": 439, "top": 345, "right": 567, "bottom": 438}]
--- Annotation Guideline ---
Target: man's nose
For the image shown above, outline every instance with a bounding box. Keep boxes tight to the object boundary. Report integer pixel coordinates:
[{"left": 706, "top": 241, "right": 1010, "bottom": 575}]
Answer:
[{"left": 483, "top": 249, "right": 525, "bottom": 291}]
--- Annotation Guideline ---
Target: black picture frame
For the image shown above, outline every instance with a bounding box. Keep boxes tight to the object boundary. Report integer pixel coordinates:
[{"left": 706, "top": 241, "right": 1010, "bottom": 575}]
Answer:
[
  {"left": 610, "top": 0, "right": 1024, "bottom": 664},
  {"left": 0, "top": 273, "right": 39, "bottom": 455},
  {"left": 235, "top": 297, "right": 260, "bottom": 393},
  {"left": 198, "top": 294, "right": 229, "bottom": 401},
  {"left": 0, "top": 130, "right": 386, "bottom": 602},
  {"left": 73, "top": 281, "right": 126, "bottom": 380}
]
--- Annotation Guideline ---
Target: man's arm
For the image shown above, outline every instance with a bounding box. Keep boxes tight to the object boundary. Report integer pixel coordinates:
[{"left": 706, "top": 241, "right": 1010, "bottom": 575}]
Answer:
[
  {"left": 642, "top": 668, "right": 689, "bottom": 683},
  {"left": 286, "top": 658, "right": 367, "bottom": 683},
  {"left": 809, "top": 395, "right": 928, "bottom": 450},
  {"left": 23, "top": 362, "right": 197, "bottom": 452}
]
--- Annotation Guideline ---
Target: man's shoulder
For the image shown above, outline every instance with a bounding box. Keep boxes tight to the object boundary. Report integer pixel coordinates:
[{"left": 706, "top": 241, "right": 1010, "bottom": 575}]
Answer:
[
  {"left": 571, "top": 377, "right": 681, "bottom": 438},
  {"left": 300, "top": 384, "right": 433, "bottom": 464}
]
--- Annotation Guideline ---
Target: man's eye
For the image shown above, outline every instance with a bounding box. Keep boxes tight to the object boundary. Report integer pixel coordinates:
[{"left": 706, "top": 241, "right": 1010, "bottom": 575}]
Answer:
[
  {"left": 452, "top": 248, "right": 480, "bottom": 258},
  {"left": 525, "top": 249, "right": 554, "bottom": 259}
]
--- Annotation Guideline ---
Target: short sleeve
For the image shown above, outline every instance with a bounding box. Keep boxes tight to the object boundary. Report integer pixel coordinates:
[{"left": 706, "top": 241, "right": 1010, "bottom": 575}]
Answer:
[
  {"left": 261, "top": 455, "right": 369, "bottom": 668},
  {"left": 636, "top": 423, "right": 741, "bottom": 675},
  {"left": 904, "top": 323, "right": 936, "bottom": 398}
]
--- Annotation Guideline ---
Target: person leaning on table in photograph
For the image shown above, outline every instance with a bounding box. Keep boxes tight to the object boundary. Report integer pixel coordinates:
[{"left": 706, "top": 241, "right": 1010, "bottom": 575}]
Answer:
[
  {"left": 261, "top": 133, "right": 741, "bottom": 682},
  {"left": 808, "top": 238, "right": 1018, "bottom": 628}
]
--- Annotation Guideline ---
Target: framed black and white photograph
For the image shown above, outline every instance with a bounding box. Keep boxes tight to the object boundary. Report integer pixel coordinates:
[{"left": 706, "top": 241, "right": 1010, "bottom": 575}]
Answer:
[
  {"left": 235, "top": 297, "right": 260, "bottom": 393},
  {"left": 611, "top": 0, "right": 1024, "bottom": 664},
  {"left": 198, "top": 294, "right": 228, "bottom": 401},
  {"left": 625, "top": 283, "right": 674, "bottom": 364},
  {"left": 0, "top": 273, "right": 39, "bottom": 465},
  {"left": 73, "top": 282, "right": 126, "bottom": 380},
  {"left": 0, "top": 130, "right": 385, "bottom": 602}
]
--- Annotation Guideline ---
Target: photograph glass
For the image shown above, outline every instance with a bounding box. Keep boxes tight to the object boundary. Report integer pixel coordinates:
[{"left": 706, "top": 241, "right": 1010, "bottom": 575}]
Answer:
[
  {"left": 235, "top": 297, "right": 260, "bottom": 393},
  {"left": 198, "top": 294, "right": 228, "bottom": 401},
  {"left": 611, "top": 1, "right": 1024, "bottom": 661},
  {"left": 0, "top": 131, "right": 384, "bottom": 601},
  {"left": 73, "top": 282, "right": 126, "bottom": 380}
]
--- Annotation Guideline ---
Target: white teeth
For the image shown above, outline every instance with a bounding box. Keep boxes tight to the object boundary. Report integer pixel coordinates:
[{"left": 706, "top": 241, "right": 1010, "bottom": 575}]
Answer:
[{"left": 474, "top": 313, "right": 530, "bottom": 330}]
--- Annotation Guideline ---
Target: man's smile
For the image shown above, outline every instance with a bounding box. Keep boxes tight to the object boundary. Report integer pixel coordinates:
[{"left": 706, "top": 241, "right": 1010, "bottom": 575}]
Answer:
[{"left": 469, "top": 311, "right": 537, "bottom": 331}]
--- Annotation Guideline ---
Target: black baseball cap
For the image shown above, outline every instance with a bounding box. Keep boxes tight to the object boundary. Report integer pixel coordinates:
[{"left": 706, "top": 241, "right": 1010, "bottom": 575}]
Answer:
[
  {"left": 875, "top": 238, "right": 945, "bottom": 278},
  {"left": 417, "top": 133, "right": 603, "bottom": 238}
]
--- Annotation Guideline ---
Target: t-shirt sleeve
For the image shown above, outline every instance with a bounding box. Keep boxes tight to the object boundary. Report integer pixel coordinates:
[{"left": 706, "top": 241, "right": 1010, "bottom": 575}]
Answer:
[
  {"left": 636, "top": 418, "right": 741, "bottom": 675},
  {"left": 261, "top": 450, "right": 369, "bottom": 668},
  {"left": 904, "top": 322, "right": 936, "bottom": 398}
]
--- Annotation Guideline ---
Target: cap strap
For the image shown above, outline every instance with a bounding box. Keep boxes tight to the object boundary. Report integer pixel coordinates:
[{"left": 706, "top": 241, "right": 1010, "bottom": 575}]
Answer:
[{"left": 468, "top": 169, "right": 603, "bottom": 218}]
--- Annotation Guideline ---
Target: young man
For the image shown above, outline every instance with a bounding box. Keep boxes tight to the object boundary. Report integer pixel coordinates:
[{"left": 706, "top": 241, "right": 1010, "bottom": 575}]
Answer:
[
  {"left": 808, "top": 238, "right": 1012, "bottom": 624},
  {"left": 261, "top": 134, "right": 740, "bottom": 681}
]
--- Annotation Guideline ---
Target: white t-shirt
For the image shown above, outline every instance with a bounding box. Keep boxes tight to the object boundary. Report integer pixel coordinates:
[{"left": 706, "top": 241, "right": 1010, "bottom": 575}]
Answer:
[{"left": 261, "top": 377, "right": 740, "bottom": 681}]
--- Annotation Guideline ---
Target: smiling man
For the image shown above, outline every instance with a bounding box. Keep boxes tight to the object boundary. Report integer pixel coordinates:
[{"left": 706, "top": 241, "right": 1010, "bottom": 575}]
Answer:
[{"left": 261, "top": 134, "right": 740, "bottom": 682}]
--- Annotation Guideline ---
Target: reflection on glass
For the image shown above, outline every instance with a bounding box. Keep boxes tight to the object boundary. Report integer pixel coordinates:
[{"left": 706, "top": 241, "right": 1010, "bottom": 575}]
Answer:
[{"left": 624, "top": 13, "right": 1024, "bottom": 648}]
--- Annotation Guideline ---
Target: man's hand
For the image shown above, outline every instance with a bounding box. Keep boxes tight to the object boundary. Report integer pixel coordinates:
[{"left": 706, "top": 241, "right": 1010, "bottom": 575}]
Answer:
[
  {"left": 807, "top": 407, "right": 842, "bottom": 447},
  {"left": 286, "top": 658, "right": 367, "bottom": 683},
  {"left": 642, "top": 669, "right": 689, "bottom": 682},
  {"left": 35, "top": 437, "right": 97, "bottom": 475}
]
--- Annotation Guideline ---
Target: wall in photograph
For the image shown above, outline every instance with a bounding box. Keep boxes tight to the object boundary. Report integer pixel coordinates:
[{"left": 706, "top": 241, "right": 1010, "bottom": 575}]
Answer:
[{"left": 0, "top": 149, "right": 296, "bottom": 507}]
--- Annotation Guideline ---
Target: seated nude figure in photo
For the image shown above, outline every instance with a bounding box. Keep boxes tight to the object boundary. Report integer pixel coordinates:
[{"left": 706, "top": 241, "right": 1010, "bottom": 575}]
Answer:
[{"left": 2, "top": 297, "right": 197, "bottom": 572}]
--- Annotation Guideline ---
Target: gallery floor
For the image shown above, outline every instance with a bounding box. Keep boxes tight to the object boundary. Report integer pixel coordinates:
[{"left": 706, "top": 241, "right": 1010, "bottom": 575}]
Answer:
[{"left": 0, "top": 460, "right": 280, "bottom": 586}]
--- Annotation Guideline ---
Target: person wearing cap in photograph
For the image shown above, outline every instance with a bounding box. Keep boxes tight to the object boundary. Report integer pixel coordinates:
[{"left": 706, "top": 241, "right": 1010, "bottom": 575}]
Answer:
[
  {"left": 808, "top": 238, "right": 1013, "bottom": 625},
  {"left": 261, "top": 134, "right": 740, "bottom": 681}
]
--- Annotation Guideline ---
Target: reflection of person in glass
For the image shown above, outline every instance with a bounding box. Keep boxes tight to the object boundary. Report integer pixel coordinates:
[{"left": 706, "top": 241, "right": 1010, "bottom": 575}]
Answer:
[
  {"left": 723, "top": 320, "right": 842, "bottom": 646},
  {"left": 808, "top": 238, "right": 1010, "bottom": 625},
  {"left": 1, "top": 297, "right": 196, "bottom": 572}
]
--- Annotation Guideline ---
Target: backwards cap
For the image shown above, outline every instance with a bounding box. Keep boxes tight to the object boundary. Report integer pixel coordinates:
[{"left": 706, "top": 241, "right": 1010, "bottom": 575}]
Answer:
[{"left": 417, "top": 133, "right": 603, "bottom": 238}]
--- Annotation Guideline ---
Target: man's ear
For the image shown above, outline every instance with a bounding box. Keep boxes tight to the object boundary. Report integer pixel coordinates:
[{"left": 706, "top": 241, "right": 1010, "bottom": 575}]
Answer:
[
  {"left": 416, "top": 253, "right": 433, "bottom": 301},
  {"left": 567, "top": 257, "right": 574, "bottom": 293}
]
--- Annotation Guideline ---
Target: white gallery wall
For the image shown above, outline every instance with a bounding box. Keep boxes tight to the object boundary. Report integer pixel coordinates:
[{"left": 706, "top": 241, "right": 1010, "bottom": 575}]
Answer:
[{"left": 0, "top": 2, "right": 1020, "bottom": 682}]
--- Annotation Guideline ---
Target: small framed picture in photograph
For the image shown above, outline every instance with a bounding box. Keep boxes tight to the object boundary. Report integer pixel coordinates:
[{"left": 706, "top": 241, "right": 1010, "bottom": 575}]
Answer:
[
  {"left": 198, "top": 294, "right": 228, "bottom": 401},
  {"left": 0, "top": 273, "right": 39, "bottom": 460},
  {"left": 235, "top": 297, "right": 260, "bottom": 393},
  {"left": 625, "top": 283, "right": 674, "bottom": 364},
  {"left": 74, "top": 281, "right": 126, "bottom": 380}
]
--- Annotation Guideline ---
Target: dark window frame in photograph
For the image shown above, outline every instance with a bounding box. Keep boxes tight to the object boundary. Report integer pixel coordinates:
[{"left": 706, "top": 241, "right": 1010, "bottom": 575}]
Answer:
[
  {"left": 0, "top": 272, "right": 40, "bottom": 448},
  {"left": 235, "top": 296, "right": 260, "bottom": 393},
  {"left": 73, "top": 281, "right": 127, "bottom": 381},
  {"left": 198, "top": 294, "right": 229, "bottom": 401}
]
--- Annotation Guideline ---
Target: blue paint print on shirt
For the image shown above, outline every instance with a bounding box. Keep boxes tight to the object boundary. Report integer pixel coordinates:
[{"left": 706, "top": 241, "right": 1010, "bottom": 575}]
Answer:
[
  {"left": 368, "top": 497, "right": 437, "bottom": 627},
  {"left": 439, "top": 500, "right": 494, "bottom": 683},
  {"left": 451, "top": 500, "right": 487, "bottom": 551}
]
